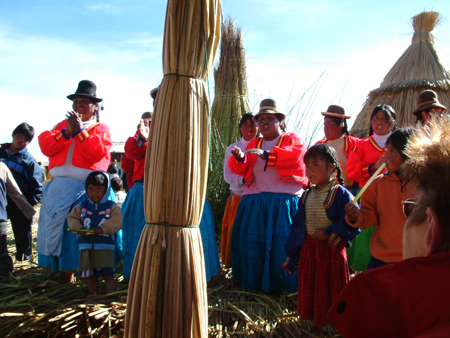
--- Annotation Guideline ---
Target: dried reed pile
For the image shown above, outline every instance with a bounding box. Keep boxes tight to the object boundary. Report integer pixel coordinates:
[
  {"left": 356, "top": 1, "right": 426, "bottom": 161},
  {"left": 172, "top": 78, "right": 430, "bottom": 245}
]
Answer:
[
  {"left": 208, "top": 16, "right": 250, "bottom": 226},
  {"left": 351, "top": 11, "right": 450, "bottom": 137},
  {"left": 125, "top": 0, "right": 221, "bottom": 337},
  {"left": 0, "top": 266, "right": 127, "bottom": 338}
]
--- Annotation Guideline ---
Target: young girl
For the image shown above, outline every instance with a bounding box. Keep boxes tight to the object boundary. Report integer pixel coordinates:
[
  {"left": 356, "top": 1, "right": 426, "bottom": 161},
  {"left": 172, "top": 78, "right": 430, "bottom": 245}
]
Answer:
[
  {"left": 283, "top": 144, "right": 359, "bottom": 330},
  {"left": 345, "top": 128, "right": 416, "bottom": 269}
]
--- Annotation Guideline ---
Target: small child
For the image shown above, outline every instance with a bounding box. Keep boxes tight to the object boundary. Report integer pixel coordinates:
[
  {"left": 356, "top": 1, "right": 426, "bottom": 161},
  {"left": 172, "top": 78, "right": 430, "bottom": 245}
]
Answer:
[
  {"left": 283, "top": 144, "right": 359, "bottom": 331},
  {"left": 110, "top": 176, "right": 126, "bottom": 208},
  {"left": 68, "top": 171, "right": 122, "bottom": 295},
  {"left": 345, "top": 128, "right": 416, "bottom": 269}
]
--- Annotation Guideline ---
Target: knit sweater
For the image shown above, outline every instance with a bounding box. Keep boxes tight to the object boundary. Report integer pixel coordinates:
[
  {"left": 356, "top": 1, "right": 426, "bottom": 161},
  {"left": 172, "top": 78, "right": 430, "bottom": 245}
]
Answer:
[{"left": 346, "top": 172, "right": 415, "bottom": 263}]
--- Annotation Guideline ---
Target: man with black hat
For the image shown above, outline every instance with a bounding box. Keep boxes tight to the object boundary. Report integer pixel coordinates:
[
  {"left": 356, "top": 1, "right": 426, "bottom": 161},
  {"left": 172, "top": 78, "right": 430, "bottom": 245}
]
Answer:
[{"left": 413, "top": 89, "right": 447, "bottom": 125}]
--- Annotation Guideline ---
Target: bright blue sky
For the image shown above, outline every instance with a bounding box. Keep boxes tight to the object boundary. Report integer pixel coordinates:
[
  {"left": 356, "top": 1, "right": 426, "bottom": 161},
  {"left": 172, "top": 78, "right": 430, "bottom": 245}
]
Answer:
[{"left": 1, "top": 0, "right": 449, "bottom": 161}]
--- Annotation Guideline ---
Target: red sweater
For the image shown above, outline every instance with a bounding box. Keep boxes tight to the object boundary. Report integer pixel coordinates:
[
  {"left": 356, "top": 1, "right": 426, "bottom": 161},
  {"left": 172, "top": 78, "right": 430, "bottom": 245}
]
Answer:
[
  {"left": 347, "top": 136, "right": 387, "bottom": 187},
  {"left": 228, "top": 132, "right": 308, "bottom": 187},
  {"left": 124, "top": 132, "right": 147, "bottom": 182},
  {"left": 329, "top": 252, "right": 450, "bottom": 338},
  {"left": 346, "top": 172, "right": 415, "bottom": 263},
  {"left": 121, "top": 154, "right": 136, "bottom": 189},
  {"left": 39, "top": 120, "right": 112, "bottom": 171}
]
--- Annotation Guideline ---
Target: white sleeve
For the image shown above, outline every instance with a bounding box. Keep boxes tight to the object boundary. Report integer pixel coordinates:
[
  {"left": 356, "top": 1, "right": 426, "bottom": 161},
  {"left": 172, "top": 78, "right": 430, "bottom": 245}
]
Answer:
[{"left": 223, "top": 144, "right": 245, "bottom": 188}]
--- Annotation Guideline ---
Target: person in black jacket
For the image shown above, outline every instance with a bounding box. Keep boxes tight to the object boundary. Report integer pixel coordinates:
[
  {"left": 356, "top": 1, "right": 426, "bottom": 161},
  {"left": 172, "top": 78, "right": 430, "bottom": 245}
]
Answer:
[{"left": 0, "top": 122, "right": 43, "bottom": 261}]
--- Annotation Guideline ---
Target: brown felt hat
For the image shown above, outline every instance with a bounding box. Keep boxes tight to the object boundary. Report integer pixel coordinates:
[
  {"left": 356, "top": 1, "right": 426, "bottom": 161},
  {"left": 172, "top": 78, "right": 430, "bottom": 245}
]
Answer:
[
  {"left": 321, "top": 105, "right": 351, "bottom": 119},
  {"left": 413, "top": 90, "right": 447, "bottom": 115},
  {"left": 150, "top": 86, "right": 159, "bottom": 100},
  {"left": 254, "top": 98, "right": 285, "bottom": 121}
]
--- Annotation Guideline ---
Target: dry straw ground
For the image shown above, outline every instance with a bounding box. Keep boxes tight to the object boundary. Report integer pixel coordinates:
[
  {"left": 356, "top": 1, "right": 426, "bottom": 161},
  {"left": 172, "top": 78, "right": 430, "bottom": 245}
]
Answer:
[{"left": 1, "top": 207, "right": 342, "bottom": 338}]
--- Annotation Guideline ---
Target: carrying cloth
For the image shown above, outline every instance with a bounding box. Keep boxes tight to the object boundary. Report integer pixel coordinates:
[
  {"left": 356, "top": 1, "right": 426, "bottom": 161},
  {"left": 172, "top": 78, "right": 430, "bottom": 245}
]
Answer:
[{"left": 37, "top": 176, "right": 85, "bottom": 257}]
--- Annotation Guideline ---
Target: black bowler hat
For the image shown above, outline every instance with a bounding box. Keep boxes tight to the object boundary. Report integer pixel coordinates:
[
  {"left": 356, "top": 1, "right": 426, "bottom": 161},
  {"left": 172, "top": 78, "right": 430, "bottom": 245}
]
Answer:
[{"left": 67, "top": 80, "right": 103, "bottom": 103}]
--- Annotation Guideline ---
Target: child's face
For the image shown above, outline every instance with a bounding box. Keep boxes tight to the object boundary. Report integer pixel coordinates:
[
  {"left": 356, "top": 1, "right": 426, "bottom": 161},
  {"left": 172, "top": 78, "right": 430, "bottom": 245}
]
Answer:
[
  {"left": 384, "top": 143, "right": 403, "bottom": 173},
  {"left": 305, "top": 156, "right": 335, "bottom": 190},
  {"left": 87, "top": 184, "right": 107, "bottom": 204},
  {"left": 10, "top": 133, "right": 30, "bottom": 152}
]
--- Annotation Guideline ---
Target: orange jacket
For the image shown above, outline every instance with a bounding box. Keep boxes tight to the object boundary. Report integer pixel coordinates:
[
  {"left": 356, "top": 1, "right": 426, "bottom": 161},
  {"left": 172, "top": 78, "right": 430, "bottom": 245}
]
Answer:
[
  {"left": 228, "top": 132, "right": 308, "bottom": 187},
  {"left": 315, "top": 135, "right": 360, "bottom": 154},
  {"left": 346, "top": 172, "right": 415, "bottom": 263},
  {"left": 347, "top": 136, "right": 387, "bottom": 187},
  {"left": 39, "top": 120, "right": 112, "bottom": 171}
]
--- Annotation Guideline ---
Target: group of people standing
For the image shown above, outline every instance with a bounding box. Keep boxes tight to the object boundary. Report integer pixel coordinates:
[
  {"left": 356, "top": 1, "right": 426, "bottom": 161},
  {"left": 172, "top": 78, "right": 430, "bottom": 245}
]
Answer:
[{"left": 221, "top": 90, "right": 449, "bottom": 333}]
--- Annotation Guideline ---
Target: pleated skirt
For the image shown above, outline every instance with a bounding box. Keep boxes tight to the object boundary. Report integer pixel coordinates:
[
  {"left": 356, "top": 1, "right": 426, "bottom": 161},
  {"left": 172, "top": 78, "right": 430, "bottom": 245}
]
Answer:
[
  {"left": 220, "top": 193, "right": 241, "bottom": 268},
  {"left": 297, "top": 234, "right": 350, "bottom": 327},
  {"left": 231, "top": 192, "right": 299, "bottom": 292},
  {"left": 199, "top": 199, "right": 220, "bottom": 281}
]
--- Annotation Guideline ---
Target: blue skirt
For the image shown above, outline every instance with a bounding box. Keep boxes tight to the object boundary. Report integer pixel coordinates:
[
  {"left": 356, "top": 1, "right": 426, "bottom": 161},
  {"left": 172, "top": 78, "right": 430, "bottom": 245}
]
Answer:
[
  {"left": 231, "top": 192, "right": 300, "bottom": 292},
  {"left": 200, "top": 199, "right": 220, "bottom": 281},
  {"left": 121, "top": 181, "right": 146, "bottom": 281},
  {"left": 39, "top": 187, "right": 122, "bottom": 272}
]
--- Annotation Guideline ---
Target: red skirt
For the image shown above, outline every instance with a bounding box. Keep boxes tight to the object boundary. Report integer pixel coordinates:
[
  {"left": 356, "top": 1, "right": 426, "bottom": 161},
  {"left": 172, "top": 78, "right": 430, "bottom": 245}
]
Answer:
[{"left": 297, "top": 234, "right": 350, "bottom": 327}]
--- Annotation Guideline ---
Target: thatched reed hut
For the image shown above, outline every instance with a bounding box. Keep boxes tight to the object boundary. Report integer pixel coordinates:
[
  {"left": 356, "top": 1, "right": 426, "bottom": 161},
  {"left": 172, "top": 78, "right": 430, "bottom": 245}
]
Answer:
[{"left": 351, "top": 11, "right": 450, "bottom": 137}]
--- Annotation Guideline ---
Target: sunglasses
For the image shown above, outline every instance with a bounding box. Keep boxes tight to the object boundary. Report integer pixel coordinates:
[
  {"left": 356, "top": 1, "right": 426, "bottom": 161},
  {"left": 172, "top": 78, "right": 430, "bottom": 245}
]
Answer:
[{"left": 401, "top": 199, "right": 427, "bottom": 218}]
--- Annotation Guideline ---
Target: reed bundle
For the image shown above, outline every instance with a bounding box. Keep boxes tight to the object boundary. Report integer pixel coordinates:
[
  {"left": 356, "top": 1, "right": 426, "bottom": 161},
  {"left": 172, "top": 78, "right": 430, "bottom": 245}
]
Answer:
[
  {"left": 351, "top": 11, "right": 450, "bottom": 137},
  {"left": 125, "top": 0, "right": 221, "bottom": 337},
  {"left": 208, "top": 16, "right": 250, "bottom": 226}
]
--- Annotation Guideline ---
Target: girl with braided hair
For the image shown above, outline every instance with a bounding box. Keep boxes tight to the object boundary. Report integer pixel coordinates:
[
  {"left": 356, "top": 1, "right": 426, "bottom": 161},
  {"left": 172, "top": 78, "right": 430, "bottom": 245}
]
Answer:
[
  {"left": 282, "top": 144, "right": 359, "bottom": 331},
  {"left": 345, "top": 128, "right": 416, "bottom": 269}
]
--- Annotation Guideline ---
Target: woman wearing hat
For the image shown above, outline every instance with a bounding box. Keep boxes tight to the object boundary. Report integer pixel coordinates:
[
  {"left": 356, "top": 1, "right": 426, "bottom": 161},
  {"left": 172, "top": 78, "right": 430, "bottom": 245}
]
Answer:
[
  {"left": 346, "top": 104, "right": 396, "bottom": 271},
  {"left": 316, "top": 105, "right": 359, "bottom": 190},
  {"left": 221, "top": 113, "right": 258, "bottom": 268},
  {"left": 413, "top": 90, "right": 447, "bottom": 125},
  {"left": 228, "top": 98, "right": 308, "bottom": 292},
  {"left": 37, "top": 80, "right": 113, "bottom": 282}
]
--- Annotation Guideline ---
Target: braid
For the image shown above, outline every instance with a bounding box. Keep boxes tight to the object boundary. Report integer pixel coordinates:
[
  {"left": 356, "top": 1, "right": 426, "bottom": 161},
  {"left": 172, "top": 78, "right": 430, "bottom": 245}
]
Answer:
[{"left": 304, "top": 143, "right": 344, "bottom": 185}]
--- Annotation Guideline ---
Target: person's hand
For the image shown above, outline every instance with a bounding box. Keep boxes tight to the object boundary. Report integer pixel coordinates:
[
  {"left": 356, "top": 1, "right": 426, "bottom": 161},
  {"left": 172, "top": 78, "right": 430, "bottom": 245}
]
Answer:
[
  {"left": 94, "top": 227, "right": 104, "bottom": 235},
  {"left": 65, "top": 111, "right": 82, "bottom": 135},
  {"left": 138, "top": 119, "right": 150, "bottom": 140},
  {"left": 245, "top": 148, "right": 267, "bottom": 160},
  {"left": 345, "top": 202, "right": 359, "bottom": 222},
  {"left": 231, "top": 146, "right": 245, "bottom": 162},
  {"left": 371, "top": 155, "right": 385, "bottom": 173},
  {"left": 76, "top": 227, "right": 89, "bottom": 236},
  {"left": 312, "top": 229, "right": 328, "bottom": 241}
]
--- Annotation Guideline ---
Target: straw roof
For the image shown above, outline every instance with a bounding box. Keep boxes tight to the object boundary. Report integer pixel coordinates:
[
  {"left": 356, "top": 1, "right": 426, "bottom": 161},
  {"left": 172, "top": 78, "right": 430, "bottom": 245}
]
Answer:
[{"left": 351, "top": 11, "right": 450, "bottom": 137}]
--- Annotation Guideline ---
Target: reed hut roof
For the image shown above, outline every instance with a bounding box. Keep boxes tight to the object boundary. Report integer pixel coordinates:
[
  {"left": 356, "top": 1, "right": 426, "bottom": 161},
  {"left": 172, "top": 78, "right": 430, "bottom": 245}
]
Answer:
[{"left": 351, "top": 11, "right": 450, "bottom": 137}]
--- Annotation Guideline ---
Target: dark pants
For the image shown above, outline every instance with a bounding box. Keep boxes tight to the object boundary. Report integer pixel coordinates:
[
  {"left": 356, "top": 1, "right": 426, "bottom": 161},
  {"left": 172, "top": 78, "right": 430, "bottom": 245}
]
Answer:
[
  {"left": 0, "top": 221, "right": 13, "bottom": 277},
  {"left": 6, "top": 198, "right": 33, "bottom": 261}
]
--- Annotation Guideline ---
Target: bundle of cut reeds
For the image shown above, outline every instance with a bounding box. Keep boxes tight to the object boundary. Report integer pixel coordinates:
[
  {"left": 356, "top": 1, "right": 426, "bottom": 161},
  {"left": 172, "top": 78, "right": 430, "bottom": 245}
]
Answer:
[
  {"left": 208, "top": 16, "right": 250, "bottom": 226},
  {"left": 124, "top": 0, "right": 221, "bottom": 337},
  {"left": 351, "top": 11, "right": 450, "bottom": 137}
]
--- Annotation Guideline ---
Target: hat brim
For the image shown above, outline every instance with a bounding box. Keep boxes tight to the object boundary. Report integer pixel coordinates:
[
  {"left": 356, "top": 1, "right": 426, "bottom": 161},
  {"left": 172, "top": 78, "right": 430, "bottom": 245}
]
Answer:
[
  {"left": 254, "top": 110, "right": 285, "bottom": 121},
  {"left": 413, "top": 102, "right": 447, "bottom": 114},
  {"left": 67, "top": 94, "right": 103, "bottom": 103},
  {"left": 321, "top": 112, "right": 351, "bottom": 119}
]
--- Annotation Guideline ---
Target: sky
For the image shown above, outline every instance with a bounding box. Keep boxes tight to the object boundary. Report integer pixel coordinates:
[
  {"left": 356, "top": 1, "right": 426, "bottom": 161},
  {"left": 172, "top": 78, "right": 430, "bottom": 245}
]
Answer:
[{"left": 1, "top": 0, "right": 450, "bottom": 161}]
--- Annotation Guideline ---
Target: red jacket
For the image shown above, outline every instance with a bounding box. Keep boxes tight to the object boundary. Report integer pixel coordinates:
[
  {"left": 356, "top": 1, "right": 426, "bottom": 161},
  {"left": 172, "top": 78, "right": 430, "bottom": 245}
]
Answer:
[
  {"left": 121, "top": 154, "right": 136, "bottom": 189},
  {"left": 228, "top": 132, "right": 308, "bottom": 187},
  {"left": 315, "top": 135, "right": 359, "bottom": 154},
  {"left": 39, "top": 120, "right": 112, "bottom": 171},
  {"left": 328, "top": 252, "right": 450, "bottom": 338},
  {"left": 124, "top": 132, "right": 147, "bottom": 182},
  {"left": 347, "top": 136, "right": 387, "bottom": 187}
]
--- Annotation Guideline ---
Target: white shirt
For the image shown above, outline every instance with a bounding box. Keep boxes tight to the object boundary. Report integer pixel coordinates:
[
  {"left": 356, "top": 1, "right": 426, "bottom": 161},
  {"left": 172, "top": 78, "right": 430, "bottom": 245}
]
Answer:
[{"left": 224, "top": 137, "right": 251, "bottom": 196}]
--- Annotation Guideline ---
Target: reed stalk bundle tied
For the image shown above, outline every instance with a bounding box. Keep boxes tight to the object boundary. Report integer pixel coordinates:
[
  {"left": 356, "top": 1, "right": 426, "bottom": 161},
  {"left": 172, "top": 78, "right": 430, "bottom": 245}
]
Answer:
[
  {"left": 208, "top": 16, "right": 250, "bottom": 226},
  {"left": 351, "top": 11, "right": 450, "bottom": 137},
  {"left": 125, "top": 0, "right": 221, "bottom": 337}
]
